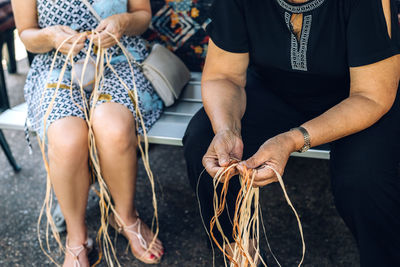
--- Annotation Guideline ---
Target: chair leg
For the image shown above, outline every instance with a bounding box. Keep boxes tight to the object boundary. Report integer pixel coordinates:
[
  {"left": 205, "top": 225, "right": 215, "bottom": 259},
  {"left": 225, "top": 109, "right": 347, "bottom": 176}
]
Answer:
[
  {"left": 0, "top": 61, "right": 10, "bottom": 111},
  {"left": 0, "top": 130, "right": 21, "bottom": 172},
  {"left": 27, "top": 52, "right": 35, "bottom": 66},
  {"left": 5, "top": 30, "right": 17, "bottom": 74}
]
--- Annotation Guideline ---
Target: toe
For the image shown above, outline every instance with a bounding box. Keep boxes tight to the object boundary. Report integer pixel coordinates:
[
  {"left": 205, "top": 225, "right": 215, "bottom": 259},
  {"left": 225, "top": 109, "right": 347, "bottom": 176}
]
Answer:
[
  {"left": 141, "top": 250, "right": 158, "bottom": 263},
  {"left": 151, "top": 242, "right": 163, "bottom": 250},
  {"left": 150, "top": 246, "right": 163, "bottom": 258},
  {"left": 154, "top": 242, "right": 163, "bottom": 252},
  {"left": 149, "top": 246, "right": 161, "bottom": 256},
  {"left": 147, "top": 240, "right": 162, "bottom": 253}
]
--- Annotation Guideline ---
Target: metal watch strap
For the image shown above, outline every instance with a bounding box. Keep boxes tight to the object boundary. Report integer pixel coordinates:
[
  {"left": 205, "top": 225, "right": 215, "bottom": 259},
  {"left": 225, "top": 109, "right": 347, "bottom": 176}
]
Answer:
[{"left": 291, "top": 126, "right": 311, "bottom": 153}]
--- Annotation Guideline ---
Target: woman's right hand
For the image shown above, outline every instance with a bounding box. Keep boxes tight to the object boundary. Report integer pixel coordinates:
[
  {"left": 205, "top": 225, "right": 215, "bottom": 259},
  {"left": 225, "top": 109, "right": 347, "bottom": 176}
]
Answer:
[
  {"left": 48, "top": 25, "right": 86, "bottom": 55},
  {"left": 202, "top": 129, "right": 244, "bottom": 181}
]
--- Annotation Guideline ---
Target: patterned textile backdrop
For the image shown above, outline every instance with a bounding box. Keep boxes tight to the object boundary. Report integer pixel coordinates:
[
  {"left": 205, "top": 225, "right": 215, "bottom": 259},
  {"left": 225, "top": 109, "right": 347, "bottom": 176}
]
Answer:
[
  {"left": 144, "top": 0, "right": 400, "bottom": 71},
  {"left": 143, "top": 0, "right": 213, "bottom": 71}
]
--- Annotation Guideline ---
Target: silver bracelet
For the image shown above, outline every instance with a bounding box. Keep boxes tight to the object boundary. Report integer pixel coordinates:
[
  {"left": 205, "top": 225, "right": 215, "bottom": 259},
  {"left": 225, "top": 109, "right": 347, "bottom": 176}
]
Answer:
[{"left": 291, "top": 126, "right": 311, "bottom": 153}]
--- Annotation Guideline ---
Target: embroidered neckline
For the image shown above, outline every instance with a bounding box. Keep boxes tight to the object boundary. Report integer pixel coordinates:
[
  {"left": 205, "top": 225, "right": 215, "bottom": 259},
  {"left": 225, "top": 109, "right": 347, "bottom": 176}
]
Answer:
[
  {"left": 284, "top": 12, "right": 312, "bottom": 71},
  {"left": 276, "top": 0, "right": 325, "bottom": 13}
]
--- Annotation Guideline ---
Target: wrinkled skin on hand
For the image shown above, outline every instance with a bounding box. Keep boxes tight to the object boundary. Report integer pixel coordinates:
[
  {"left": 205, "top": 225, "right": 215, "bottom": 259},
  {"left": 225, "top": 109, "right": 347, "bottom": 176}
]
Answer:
[
  {"left": 50, "top": 25, "right": 87, "bottom": 55},
  {"left": 204, "top": 129, "right": 296, "bottom": 188},
  {"left": 238, "top": 133, "right": 295, "bottom": 187},
  {"left": 202, "top": 129, "right": 244, "bottom": 182}
]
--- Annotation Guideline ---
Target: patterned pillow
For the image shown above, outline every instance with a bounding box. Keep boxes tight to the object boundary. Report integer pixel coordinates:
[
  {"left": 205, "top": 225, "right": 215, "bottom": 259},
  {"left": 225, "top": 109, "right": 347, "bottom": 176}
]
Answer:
[{"left": 143, "top": 0, "right": 213, "bottom": 72}]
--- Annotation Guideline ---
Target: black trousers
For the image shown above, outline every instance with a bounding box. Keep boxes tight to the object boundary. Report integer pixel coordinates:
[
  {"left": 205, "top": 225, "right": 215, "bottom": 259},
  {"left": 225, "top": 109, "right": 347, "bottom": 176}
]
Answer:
[{"left": 183, "top": 70, "right": 400, "bottom": 267}]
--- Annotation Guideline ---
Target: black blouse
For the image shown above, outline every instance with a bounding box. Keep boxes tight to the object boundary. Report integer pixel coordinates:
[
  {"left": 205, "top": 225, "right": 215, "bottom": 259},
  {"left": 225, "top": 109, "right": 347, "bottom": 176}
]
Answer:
[{"left": 206, "top": 0, "right": 400, "bottom": 115}]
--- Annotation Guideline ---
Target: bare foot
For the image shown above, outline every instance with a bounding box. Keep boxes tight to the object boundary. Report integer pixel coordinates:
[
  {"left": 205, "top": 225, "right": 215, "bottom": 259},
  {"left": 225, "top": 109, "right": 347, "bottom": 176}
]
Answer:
[{"left": 113, "top": 214, "right": 164, "bottom": 264}]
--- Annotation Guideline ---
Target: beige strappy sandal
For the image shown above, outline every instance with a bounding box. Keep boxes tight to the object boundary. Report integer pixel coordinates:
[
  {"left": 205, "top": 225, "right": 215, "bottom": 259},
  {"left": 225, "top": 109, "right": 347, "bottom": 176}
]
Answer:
[
  {"left": 65, "top": 237, "right": 94, "bottom": 267},
  {"left": 109, "top": 213, "right": 162, "bottom": 264}
]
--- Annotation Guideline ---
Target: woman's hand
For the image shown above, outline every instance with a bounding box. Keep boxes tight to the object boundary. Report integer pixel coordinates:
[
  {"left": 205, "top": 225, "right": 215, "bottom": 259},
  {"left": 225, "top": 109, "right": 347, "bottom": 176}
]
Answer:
[
  {"left": 202, "top": 129, "right": 244, "bottom": 181},
  {"left": 49, "top": 25, "right": 86, "bottom": 55},
  {"left": 90, "top": 14, "right": 128, "bottom": 48},
  {"left": 238, "top": 132, "right": 297, "bottom": 187}
]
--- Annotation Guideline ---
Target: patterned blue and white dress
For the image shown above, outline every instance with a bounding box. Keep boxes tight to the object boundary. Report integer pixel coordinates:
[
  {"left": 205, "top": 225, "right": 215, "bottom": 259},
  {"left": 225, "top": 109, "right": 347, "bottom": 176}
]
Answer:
[{"left": 25, "top": 0, "right": 163, "bottom": 137}]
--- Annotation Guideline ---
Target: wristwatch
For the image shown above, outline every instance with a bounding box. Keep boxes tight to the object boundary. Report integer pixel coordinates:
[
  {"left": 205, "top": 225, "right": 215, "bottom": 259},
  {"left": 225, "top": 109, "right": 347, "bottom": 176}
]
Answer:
[{"left": 291, "top": 126, "right": 311, "bottom": 153}]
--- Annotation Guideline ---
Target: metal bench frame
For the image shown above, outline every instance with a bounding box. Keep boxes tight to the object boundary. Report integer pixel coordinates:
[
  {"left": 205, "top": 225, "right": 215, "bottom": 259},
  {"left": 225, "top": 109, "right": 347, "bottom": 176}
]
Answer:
[{"left": 0, "top": 28, "right": 21, "bottom": 171}]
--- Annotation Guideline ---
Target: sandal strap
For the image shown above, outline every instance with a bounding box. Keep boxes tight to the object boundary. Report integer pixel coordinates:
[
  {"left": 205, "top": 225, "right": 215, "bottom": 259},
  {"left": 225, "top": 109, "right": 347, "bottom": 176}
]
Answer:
[
  {"left": 66, "top": 244, "right": 85, "bottom": 267},
  {"left": 110, "top": 213, "right": 160, "bottom": 263},
  {"left": 123, "top": 219, "right": 148, "bottom": 250},
  {"left": 66, "top": 238, "right": 91, "bottom": 267}
]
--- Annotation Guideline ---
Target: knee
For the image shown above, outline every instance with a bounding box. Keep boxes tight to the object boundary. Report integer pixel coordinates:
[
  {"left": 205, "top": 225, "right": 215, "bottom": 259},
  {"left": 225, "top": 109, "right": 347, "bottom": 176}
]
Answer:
[
  {"left": 182, "top": 121, "right": 201, "bottom": 158},
  {"left": 92, "top": 103, "right": 137, "bottom": 152},
  {"left": 48, "top": 117, "right": 88, "bottom": 163},
  {"left": 99, "top": 123, "right": 136, "bottom": 152},
  {"left": 331, "top": 166, "right": 395, "bottom": 217},
  {"left": 331, "top": 128, "right": 400, "bottom": 212}
]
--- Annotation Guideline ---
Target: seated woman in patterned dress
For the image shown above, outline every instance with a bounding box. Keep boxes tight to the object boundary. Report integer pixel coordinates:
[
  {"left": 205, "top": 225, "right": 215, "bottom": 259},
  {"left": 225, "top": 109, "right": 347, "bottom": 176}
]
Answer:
[{"left": 12, "top": 0, "right": 164, "bottom": 265}]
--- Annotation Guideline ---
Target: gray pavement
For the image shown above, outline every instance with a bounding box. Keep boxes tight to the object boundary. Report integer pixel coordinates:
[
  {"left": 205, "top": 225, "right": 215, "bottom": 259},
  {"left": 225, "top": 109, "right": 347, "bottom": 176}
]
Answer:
[{"left": 0, "top": 59, "right": 359, "bottom": 266}]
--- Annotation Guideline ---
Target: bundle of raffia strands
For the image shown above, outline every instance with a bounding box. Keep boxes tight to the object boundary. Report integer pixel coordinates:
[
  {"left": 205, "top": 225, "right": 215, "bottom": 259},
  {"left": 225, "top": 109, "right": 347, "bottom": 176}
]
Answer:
[
  {"left": 209, "top": 163, "right": 306, "bottom": 267},
  {"left": 35, "top": 31, "right": 159, "bottom": 267}
]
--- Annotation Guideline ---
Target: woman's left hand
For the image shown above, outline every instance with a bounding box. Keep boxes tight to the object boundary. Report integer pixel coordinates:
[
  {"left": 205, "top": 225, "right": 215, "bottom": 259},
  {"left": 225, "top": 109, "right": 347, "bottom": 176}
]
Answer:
[
  {"left": 237, "top": 132, "right": 297, "bottom": 187},
  {"left": 90, "top": 14, "right": 128, "bottom": 48}
]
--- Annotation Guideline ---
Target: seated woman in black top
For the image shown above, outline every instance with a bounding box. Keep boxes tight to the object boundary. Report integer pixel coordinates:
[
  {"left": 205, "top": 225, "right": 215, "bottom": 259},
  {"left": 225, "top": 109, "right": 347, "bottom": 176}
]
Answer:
[{"left": 183, "top": 0, "right": 400, "bottom": 266}]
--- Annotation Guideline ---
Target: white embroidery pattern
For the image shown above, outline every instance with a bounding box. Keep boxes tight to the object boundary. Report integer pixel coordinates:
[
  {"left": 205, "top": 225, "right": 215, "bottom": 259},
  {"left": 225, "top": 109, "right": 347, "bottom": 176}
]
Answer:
[
  {"left": 276, "top": 0, "right": 325, "bottom": 14},
  {"left": 285, "top": 12, "right": 312, "bottom": 71}
]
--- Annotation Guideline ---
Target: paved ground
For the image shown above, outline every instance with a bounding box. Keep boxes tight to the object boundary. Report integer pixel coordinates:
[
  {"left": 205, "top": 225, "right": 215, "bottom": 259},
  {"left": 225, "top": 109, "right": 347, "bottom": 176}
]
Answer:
[{"left": 0, "top": 58, "right": 360, "bottom": 266}]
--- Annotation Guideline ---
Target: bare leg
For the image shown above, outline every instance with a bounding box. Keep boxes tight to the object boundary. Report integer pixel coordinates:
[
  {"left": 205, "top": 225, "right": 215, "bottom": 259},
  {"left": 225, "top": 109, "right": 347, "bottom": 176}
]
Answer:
[
  {"left": 47, "top": 117, "right": 91, "bottom": 267},
  {"left": 92, "top": 102, "right": 163, "bottom": 262}
]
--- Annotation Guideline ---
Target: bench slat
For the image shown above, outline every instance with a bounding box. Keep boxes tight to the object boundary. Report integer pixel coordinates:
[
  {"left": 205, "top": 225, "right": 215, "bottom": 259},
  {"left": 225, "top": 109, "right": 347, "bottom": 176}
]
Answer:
[
  {"left": 164, "top": 101, "right": 202, "bottom": 117},
  {"left": 11, "top": 103, "right": 28, "bottom": 112},
  {"left": 180, "top": 83, "right": 202, "bottom": 102},
  {"left": 146, "top": 114, "right": 191, "bottom": 146},
  {"left": 291, "top": 149, "right": 330, "bottom": 160},
  {"left": 189, "top": 72, "right": 202, "bottom": 83},
  {"left": 0, "top": 103, "right": 27, "bottom": 131}
]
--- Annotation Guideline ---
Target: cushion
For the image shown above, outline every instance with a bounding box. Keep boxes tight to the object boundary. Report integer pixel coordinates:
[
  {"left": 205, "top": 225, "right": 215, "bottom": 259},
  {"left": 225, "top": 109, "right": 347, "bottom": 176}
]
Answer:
[{"left": 143, "top": 0, "right": 213, "bottom": 71}]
